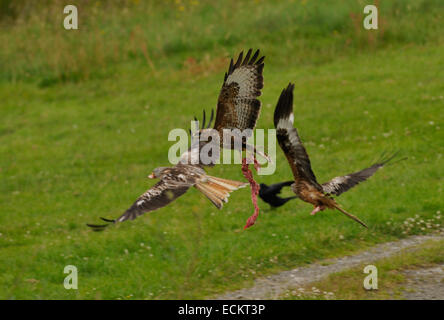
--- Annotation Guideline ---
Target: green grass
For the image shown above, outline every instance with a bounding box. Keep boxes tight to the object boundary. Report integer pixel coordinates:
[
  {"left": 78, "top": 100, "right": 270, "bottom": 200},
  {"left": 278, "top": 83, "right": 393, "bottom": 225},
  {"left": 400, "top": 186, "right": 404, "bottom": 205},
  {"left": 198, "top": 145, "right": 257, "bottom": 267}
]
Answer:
[
  {"left": 2, "top": 0, "right": 443, "bottom": 84},
  {"left": 281, "top": 239, "right": 444, "bottom": 300},
  {"left": 0, "top": 0, "right": 443, "bottom": 299}
]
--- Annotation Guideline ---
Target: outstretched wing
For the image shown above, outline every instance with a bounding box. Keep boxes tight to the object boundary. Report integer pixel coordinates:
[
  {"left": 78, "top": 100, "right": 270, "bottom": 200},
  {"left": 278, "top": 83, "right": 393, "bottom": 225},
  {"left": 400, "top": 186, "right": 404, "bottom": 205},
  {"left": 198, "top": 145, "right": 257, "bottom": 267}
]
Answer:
[
  {"left": 115, "top": 179, "right": 191, "bottom": 223},
  {"left": 214, "top": 49, "right": 265, "bottom": 136},
  {"left": 274, "top": 83, "right": 322, "bottom": 190},
  {"left": 261, "top": 181, "right": 294, "bottom": 195},
  {"left": 116, "top": 164, "right": 206, "bottom": 222},
  {"left": 322, "top": 151, "right": 405, "bottom": 196},
  {"left": 87, "top": 166, "right": 198, "bottom": 230}
]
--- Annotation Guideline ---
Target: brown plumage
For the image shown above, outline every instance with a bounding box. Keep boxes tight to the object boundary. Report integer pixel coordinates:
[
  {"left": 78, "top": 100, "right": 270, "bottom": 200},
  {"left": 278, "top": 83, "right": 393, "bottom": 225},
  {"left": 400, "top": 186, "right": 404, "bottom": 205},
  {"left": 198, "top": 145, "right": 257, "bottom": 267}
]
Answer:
[
  {"left": 87, "top": 163, "right": 246, "bottom": 231},
  {"left": 274, "top": 83, "right": 405, "bottom": 228},
  {"left": 213, "top": 49, "right": 265, "bottom": 229},
  {"left": 191, "top": 49, "right": 266, "bottom": 157},
  {"left": 89, "top": 50, "right": 265, "bottom": 231},
  {"left": 214, "top": 48, "right": 264, "bottom": 137},
  {"left": 188, "top": 49, "right": 266, "bottom": 229},
  {"left": 321, "top": 151, "right": 404, "bottom": 196}
]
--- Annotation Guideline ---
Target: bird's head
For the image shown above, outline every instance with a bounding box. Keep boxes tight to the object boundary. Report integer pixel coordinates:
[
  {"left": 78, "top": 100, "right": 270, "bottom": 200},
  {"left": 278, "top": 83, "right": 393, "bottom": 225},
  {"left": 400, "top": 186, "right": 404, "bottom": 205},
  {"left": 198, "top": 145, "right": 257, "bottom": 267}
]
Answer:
[{"left": 148, "top": 167, "right": 168, "bottom": 179}]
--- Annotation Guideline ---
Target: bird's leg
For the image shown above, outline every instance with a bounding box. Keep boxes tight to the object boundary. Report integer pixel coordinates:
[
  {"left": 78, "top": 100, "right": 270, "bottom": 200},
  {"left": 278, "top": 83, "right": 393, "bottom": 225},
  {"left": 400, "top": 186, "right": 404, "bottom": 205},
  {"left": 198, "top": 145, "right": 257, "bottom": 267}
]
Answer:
[
  {"left": 310, "top": 205, "right": 326, "bottom": 216},
  {"left": 242, "top": 157, "right": 261, "bottom": 229},
  {"left": 310, "top": 206, "right": 321, "bottom": 215}
]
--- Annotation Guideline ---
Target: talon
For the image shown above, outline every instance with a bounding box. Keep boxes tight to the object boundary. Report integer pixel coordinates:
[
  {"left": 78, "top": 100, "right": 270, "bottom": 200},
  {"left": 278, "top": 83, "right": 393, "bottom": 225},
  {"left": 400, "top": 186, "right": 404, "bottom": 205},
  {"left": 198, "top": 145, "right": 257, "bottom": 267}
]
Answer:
[
  {"left": 311, "top": 206, "right": 326, "bottom": 215},
  {"left": 311, "top": 206, "right": 321, "bottom": 215}
]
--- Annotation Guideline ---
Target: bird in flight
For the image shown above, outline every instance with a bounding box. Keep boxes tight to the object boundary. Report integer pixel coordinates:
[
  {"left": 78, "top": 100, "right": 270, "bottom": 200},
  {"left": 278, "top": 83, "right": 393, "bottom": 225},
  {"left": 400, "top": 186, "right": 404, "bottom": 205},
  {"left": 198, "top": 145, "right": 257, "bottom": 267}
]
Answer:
[
  {"left": 88, "top": 49, "right": 266, "bottom": 231},
  {"left": 258, "top": 181, "right": 297, "bottom": 208},
  {"left": 190, "top": 49, "right": 267, "bottom": 229},
  {"left": 274, "top": 83, "right": 405, "bottom": 228},
  {"left": 87, "top": 161, "right": 246, "bottom": 230}
]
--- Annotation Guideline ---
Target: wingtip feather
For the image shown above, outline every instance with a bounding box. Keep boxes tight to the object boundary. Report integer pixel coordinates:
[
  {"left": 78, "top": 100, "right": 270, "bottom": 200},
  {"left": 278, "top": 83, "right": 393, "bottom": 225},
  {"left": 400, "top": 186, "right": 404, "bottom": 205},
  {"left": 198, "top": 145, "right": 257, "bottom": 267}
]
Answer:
[{"left": 274, "top": 83, "right": 295, "bottom": 128}]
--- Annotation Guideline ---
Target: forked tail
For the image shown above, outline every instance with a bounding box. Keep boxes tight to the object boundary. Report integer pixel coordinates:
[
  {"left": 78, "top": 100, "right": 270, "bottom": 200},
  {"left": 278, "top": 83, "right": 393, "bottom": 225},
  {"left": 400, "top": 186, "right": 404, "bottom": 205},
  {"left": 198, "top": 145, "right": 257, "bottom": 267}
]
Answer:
[
  {"left": 195, "top": 175, "right": 247, "bottom": 209},
  {"left": 333, "top": 204, "right": 368, "bottom": 228}
]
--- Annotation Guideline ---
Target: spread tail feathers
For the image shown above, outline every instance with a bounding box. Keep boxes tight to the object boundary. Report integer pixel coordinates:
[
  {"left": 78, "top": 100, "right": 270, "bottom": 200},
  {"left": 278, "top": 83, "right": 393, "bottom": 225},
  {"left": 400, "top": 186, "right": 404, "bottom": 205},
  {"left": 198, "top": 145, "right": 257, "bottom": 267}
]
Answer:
[
  {"left": 195, "top": 175, "right": 247, "bottom": 209},
  {"left": 333, "top": 204, "right": 368, "bottom": 228}
]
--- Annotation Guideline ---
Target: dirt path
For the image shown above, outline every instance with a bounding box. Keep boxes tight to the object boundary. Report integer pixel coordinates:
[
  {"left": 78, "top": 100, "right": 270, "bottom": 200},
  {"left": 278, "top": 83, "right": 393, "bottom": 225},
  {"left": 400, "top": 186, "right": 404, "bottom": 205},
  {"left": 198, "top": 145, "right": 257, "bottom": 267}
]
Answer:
[
  {"left": 399, "top": 263, "right": 444, "bottom": 300},
  {"left": 213, "top": 232, "right": 444, "bottom": 300}
]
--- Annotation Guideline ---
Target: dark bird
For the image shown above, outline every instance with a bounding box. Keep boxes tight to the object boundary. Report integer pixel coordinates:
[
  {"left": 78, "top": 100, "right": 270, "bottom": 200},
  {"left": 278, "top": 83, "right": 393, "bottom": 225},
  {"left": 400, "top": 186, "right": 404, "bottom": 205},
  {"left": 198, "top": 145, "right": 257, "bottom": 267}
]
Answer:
[
  {"left": 87, "top": 163, "right": 246, "bottom": 231},
  {"left": 89, "top": 49, "right": 266, "bottom": 231},
  {"left": 213, "top": 49, "right": 265, "bottom": 155},
  {"left": 274, "top": 83, "right": 406, "bottom": 228},
  {"left": 191, "top": 49, "right": 265, "bottom": 153},
  {"left": 259, "top": 181, "right": 297, "bottom": 208},
  {"left": 191, "top": 49, "right": 267, "bottom": 229}
]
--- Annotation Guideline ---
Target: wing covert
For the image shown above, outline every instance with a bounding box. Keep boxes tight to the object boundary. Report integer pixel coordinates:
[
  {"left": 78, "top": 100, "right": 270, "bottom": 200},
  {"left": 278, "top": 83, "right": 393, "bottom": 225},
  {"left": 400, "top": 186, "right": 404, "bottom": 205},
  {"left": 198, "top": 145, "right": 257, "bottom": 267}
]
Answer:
[
  {"left": 214, "top": 49, "right": 265, "bottom": 135},
  {"left": 115, "top": 179, "right": 191, "bottom": 223},
  {"left": 322, "top": 152, "right": 405, "bottom": 196}
]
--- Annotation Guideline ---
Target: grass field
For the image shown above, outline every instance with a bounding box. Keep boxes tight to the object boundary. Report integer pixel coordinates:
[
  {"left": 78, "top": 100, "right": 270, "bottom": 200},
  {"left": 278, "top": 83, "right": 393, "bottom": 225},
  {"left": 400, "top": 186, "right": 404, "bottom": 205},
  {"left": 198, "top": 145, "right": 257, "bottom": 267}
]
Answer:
[
  {"left": 281, "top": 238, "right": 444, "bottom": 300},
  {"left": 0, "top": 0, "right": 443, "bottom": 299}
]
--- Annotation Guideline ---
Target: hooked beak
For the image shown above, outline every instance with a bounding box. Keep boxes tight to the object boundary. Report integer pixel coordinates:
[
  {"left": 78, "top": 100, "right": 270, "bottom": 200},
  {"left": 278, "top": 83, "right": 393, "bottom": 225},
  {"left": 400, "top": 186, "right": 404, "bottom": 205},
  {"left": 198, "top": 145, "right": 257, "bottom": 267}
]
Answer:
[{"left": 148, "top": 172, "right": 155, "bottom": 179}]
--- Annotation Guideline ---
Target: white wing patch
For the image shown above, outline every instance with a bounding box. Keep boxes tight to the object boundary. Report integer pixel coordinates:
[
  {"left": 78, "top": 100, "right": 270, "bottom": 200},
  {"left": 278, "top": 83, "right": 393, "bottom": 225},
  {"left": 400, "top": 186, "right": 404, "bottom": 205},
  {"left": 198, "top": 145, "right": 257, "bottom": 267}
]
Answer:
[
  {"left": 323, "top": 175, "right": 350, "bottom": 194},
  {"left": 331, "top": 176, "right": 350, "bottom": 185},
  {"left": 277, "top": 118, "right": 294, "bottom": 130}
]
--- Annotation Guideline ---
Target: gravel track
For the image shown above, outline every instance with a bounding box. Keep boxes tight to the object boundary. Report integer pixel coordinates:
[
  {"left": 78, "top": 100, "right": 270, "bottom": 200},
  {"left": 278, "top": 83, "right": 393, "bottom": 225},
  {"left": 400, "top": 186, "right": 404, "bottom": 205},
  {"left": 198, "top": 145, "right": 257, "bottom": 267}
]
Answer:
[{"left": 213, "top": 232, "right": 444, "bottom": 300}]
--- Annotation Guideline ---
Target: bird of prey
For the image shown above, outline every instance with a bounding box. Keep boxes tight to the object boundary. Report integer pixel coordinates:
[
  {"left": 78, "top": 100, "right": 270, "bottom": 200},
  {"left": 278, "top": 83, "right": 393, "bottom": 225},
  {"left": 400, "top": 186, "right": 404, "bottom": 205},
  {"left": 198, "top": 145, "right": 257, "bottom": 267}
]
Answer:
[
  {"left": 258, "top": 181, "right": 297, "bottom": 208},
  {"left": 274, "top": 83, "right": 405, "bottom": 228},
  {"left": 190, "top": 49, "right": 267, "bottom": 229},
  {"left": 214, "top": 49, "right": 265, "bottom": 151},
  {"left": 89, "top": 49, "right": 265, "bottom": 231},
  {"left": 87, "top": 162, "right": 246, "bottom": 230}
]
